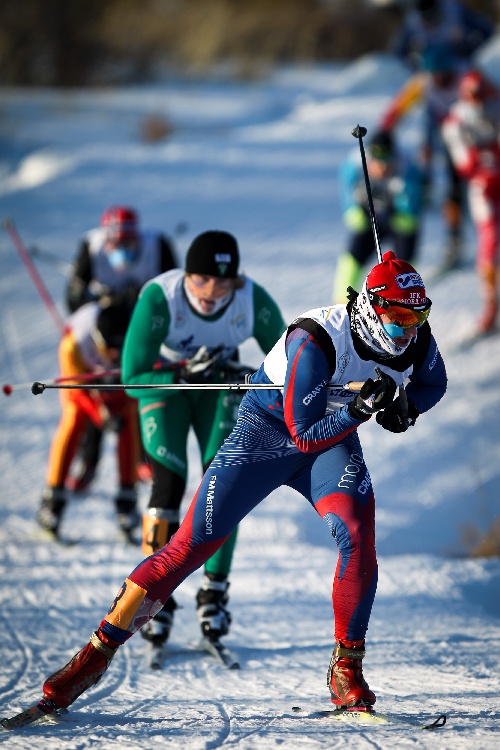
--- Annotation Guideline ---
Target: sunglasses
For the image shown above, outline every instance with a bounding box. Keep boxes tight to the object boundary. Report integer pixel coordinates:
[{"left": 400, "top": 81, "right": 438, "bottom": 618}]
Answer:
[
  {"left": 369, "top": 291, "right": 432, "bottom": 329},
  {"left": 187, "top": 274, "right": 234, "bottom": 290}
]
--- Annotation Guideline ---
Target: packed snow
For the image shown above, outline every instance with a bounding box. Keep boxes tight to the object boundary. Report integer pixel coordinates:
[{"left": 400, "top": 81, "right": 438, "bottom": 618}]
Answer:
[{"left": 1, "top": 51, "right": 500, "bottom": 748}]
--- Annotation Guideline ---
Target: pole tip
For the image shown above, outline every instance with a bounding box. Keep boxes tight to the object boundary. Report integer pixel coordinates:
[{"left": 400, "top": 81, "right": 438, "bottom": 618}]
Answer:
[
  {"left": 31, "top": 382, "right": 45, "bottom": 395},
  {"left": 2, "top": 384, "right": 12, "bottom": 396},
  {"left": 352, "top": 125, "right": 368, "bottom": 139}
]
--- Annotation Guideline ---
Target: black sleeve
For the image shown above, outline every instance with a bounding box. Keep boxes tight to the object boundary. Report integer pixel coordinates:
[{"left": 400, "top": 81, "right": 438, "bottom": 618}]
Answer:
[
  {"left": 66, "top": 240, "right": 93, "bottom": 312},
  {"left": 158, "top": 235, "right": 177, "bottom": 273},
  {"left": 287, "top": 317, "right": 337, "bottom": 379},
  {"left": 409, "top": 321, "right": 432, "bottom": 373}
]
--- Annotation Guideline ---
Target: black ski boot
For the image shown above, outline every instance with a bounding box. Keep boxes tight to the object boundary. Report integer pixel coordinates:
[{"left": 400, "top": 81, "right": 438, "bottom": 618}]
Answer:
[
  {"left": 196, "top": 573, "right": 231, "bottom": 642},
  {"left": 37, "top": 486, "right": 67, "bottom": 539},
  {"left": 115, "top": 486, "right": 140, "bottom": 543}
]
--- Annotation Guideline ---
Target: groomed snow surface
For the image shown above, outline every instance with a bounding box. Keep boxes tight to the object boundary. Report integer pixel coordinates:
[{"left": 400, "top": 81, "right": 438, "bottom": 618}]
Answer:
[{"left": 1, "top": 51, "right": 500, "bottom": 748}]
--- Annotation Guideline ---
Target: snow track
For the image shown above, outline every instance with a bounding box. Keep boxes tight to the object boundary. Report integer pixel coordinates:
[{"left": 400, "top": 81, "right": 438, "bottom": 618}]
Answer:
[{"left": 1, "top": 55, "right": 500, "bottom": 747}]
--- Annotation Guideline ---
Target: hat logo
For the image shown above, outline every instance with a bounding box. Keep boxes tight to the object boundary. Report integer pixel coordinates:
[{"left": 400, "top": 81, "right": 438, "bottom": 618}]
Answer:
[
  {"left": 217, "top": 263, "right": 228, "bottom": 275},
  {"left": 395, "top": 272, "right": 424, "bottom": 289},
  {"left": 215, "top": 253, "right": 231, "bottom": 263}
]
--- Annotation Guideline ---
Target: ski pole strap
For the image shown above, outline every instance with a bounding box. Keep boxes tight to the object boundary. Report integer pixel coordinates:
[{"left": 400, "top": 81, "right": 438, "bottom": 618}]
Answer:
[{"left": 89, "top": 632, "right": 116, "bottom": 660}]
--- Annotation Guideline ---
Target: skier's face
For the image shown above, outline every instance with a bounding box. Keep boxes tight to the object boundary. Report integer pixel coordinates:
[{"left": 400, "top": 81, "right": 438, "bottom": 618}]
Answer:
[
  {"left": 185, "top": 273, "right": 235, "bottom": 314},
  {"left": 379, "top": 313, "right": 418, "bottom": 346}
]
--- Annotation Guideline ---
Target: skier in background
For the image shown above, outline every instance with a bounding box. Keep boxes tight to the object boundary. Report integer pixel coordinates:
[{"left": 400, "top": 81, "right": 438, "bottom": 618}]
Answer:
[
  {"left": 333, "top": 129, "right": 424, "bottom": 303},
  {"left": 442, "top": 69, "right": 500, "bottom": 334},
  {"left": 119, "top": 230, "right": 286, "bottom": 662},
  {"left": 65, "top": 206, "right": 177, "bottom": 493},
  {"left": 37, "top": 299, "right": 141, "bottom": 542},
  {"left": 392, "top": 0, "right": 494, "bottom": 73},
  {"left": 37, "top": 249, "right": 446, "bottom": 713},
  {"left": 380, "top": 42, "right": 469, "bottom": 271}
]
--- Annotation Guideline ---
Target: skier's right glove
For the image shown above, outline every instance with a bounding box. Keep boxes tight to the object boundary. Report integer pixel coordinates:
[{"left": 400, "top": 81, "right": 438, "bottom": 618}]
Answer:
[
  {"left": 177, "top": 345, "right": 225, "bottom": 384},
  {"left": 376, "top": 397, "right": 419, "bottom": 433},
  {"left": 348, "top": 368, "right": 397, "bottom": 420}
]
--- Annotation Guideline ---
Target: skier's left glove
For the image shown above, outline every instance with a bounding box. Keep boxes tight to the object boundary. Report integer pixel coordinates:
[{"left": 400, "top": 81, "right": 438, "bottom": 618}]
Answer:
[{"left": 376, "top": 397, "right": 419, "bottom": 433}]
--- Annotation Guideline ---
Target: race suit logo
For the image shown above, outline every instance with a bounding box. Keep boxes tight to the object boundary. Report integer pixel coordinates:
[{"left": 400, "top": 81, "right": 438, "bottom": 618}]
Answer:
[
  {"left": 205, "top": 475, "right": 216, "bottom": 535},
  {"left": 303, "top": 379, "right": 328, "bottom": 406}
]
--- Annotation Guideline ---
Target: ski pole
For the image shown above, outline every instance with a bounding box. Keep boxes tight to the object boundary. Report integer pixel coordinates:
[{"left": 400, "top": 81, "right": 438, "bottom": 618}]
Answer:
[
  {"left": 28, "top": 245, "right": 73, "bottom": 277},
  {"left": 31, "top": 380, "right": 365, "bottom": 395},
  {"left": 2, "top": 218, "right": 66, "bottom": 333},
  {"left": 3, "top": 368, "right": 122, "bottom": 396},
  {"left": 351, "top": 125, "right": 383, "bottom": 263}
]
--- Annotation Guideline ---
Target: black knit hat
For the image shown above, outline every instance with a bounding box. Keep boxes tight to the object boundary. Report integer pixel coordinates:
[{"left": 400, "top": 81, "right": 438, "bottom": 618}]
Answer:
[
  {"left": 368, "top": 130, "right": 394, "bottom": 161},
  {"left": 96, "top": 300, "right": 131, "bottom": 349},
  {"left": 185, "top": 231, "right": 239, "bottom": 278}
]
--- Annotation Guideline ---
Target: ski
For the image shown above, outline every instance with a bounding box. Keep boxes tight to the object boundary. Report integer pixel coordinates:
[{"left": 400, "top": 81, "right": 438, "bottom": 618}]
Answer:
[
  {"left": 1, "top": 698, "right": 66, "bottom": 731},
  {"left": 291, "top": 705, "right": 446, "bottom": 730},
  {"left": 192, "top": 637, "right": 240, "bottom": 669}
]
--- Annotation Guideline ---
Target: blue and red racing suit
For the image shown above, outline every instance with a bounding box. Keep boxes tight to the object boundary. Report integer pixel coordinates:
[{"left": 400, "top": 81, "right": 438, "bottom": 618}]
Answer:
[{"left": 101, "top": 304, "right": 447, "bottom": 644}]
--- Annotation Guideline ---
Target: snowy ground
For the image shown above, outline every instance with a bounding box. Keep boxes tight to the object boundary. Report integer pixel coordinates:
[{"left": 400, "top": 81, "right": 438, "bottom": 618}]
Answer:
[{"left": 1, "top": 51, "right": 500, "bottom": 748}]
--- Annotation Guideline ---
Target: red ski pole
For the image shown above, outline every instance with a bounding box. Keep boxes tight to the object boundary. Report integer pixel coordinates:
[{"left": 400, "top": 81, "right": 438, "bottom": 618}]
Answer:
[{"left": 2, "top": 218, "right": 65, "bottom": 333}]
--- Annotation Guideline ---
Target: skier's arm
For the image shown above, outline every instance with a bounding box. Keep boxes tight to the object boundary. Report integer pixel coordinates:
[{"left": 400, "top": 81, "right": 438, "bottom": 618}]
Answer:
[
  {"left": 251, "top": 282, "right": 286, "bottom": 355},
  {"left": 405, "top": 327, "right": 447, "bottom": 416},
  {"left": 121, "top": 281, "right": 177, "bottom": 398},
  {"left": 380, "top": 74, "right": 426, "bottom": 132},
  {"left": 158, "top": 235, "right": 177, "bottom": 273},
  {"left": 441, "top": 115, "right": 478, "bottom": 179},
  {"left": 282, "top": 327, "right": 366, "bottom": 453},
  {"left": 58, "top": 332, "right": 111, "bottom": 427},
  {"left": 66, "top": 240, "right": 93, "bottom": 312}
]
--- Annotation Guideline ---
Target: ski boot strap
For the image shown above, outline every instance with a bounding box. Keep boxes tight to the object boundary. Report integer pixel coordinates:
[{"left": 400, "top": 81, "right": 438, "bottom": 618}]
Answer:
[
  {"left": 90, "top": 632, "right": 116, "bottom": 660},
  {"left": 334, "top": 643, "right": 365, "bottom": 661}
]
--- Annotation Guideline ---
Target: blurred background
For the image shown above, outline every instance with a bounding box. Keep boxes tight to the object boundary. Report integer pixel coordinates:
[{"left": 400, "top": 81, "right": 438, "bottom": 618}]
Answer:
[{"left": 1, "top": 0, "right": 497, "bottom": 88}]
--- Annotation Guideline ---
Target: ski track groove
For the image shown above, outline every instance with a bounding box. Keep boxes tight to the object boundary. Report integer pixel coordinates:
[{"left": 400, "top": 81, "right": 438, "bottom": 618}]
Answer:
[
  {"left": 0, "top": 606, "right": 30, "bottom": 699},
  {"left": 208, "top": 702, "right": 232, "bottom": 748}
]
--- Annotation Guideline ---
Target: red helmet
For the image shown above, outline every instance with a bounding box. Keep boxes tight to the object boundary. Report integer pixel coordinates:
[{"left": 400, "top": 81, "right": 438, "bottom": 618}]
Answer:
[
  {"left": 459, "top": 70, "right": 488, "bottom": 102},
  {"left": 101, "top": 206, "right": 139, "bottom": 243}
]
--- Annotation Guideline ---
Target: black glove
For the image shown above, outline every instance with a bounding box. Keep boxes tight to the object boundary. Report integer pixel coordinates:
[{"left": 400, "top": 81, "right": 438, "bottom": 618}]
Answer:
[
  {"left": 348, "top": 368, "right": 397, "bottom": 420},
  {"left": 376, "top": 397, "right": 419, "bottom": 433},
  {"left": 219, "top": 361, "right": 255, "bottom": 384},
  {"left": 177, "top": 345, "right": 225, "bottom": 384}
]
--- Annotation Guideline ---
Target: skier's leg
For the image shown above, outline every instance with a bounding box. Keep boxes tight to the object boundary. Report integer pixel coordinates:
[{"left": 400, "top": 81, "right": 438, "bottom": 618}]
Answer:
[
  {"left": 66, "top": 422, "right": 102, "bottom": 493},
  {"left": 333, "top": 226, "right": 373, "bottom": 303},
  {"left": 291, "top": 432, "right": 377, "bottom": 707},
  {"left": 114, "top": 394, "right": 142, "bottom": 539},
  {"left": 38, "top": 398, "right": 87, "bottom": 536},
  {"left": 194, "top": 389, "right": 242, "bottom": 640},
  {"left": 137, "top": 396, "right": 191, "bottom": 645},
  {"left": 42, "top": 408, "right": 296, "bottom": 708},
  {"left": 470, "top": 179, "right": 500, "bottom": 332}
]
